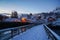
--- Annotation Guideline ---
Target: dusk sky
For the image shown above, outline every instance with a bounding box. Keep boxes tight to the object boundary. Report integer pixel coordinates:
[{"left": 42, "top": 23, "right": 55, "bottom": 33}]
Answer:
[{"left": 0, "top": 0, "right": 60, "bottom": 14}]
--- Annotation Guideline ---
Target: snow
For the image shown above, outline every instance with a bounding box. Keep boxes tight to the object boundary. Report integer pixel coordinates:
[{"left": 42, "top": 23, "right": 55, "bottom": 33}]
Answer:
[
  {"left": 4, "top": 18, "right": 20, "bottom": 22},
  {"left": 10, "top": 25, "right": 48, "bottom": 40}
]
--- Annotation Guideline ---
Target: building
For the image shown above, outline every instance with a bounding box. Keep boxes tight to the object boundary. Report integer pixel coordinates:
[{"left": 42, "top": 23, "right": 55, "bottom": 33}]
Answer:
[{"left": 11, "top": 11, "right": 18, "bottom": 18}]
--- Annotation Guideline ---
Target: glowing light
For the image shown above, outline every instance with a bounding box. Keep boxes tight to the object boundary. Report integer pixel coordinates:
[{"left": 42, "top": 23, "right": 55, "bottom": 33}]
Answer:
[{"left": 21, "top": 18, "right": 27, "bottom": 23}]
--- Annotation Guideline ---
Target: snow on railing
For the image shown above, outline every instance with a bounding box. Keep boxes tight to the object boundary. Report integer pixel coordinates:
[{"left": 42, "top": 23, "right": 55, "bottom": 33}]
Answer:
[
  {"left": 0, "top": 24, "right": 35, "bottom": 40},
  {"left": 44, "top": 24, "right": 60, "bottom": 40}
]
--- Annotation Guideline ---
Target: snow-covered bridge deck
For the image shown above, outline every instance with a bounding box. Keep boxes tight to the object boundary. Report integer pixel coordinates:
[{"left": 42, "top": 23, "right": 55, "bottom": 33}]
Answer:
[{"left": 10, "top": 25, "right": 48, "bottom": 40}]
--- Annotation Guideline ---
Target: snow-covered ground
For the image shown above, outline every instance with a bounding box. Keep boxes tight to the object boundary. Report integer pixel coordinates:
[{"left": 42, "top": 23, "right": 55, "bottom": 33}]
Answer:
[{"left": 10, "top": 25, "right": 48, "bottom": 40}]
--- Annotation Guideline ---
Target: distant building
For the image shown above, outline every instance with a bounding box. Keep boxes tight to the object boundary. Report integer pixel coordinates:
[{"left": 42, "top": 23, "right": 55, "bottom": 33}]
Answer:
[
  {"left": 0, "top": 14, "right": 9, "bottom": 22},
  {"left": 20, "top": 14, "right": 28, "bottom": 19},
  {"left": 11, "top": 11, "right": 18, "bottom": 18},
  {"left": 54, "top": 8, "right": 60, "bottom": 18},
  {"left": 27, "top": 13, "right": 33, "bottom": 19}
]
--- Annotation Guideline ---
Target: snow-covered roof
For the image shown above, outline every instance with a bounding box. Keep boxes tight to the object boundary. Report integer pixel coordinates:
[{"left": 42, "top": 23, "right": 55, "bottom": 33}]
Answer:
[{"left": 4, "top": 18, "right": 20, "bottom": 22}]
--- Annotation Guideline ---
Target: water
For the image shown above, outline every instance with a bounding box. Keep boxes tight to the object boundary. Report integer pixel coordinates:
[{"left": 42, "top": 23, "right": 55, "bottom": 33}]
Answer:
[
  {"left": 47, "top": 24, "right": 60, "bottom": 36},
  {"left": 52, "top": 29, "right": 60, "bottom": 36}
]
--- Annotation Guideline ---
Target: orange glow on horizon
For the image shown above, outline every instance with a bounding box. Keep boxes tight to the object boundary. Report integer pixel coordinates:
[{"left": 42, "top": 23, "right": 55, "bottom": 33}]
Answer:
[{"left": 21, "top": 18, "right": 27, "bottom": 23}]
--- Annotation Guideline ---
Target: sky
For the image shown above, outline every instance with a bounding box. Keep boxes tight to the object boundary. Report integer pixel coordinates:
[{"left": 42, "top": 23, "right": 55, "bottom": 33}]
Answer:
[{"left": 0, "top": 0, "right": 60, "bottom": 14}]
